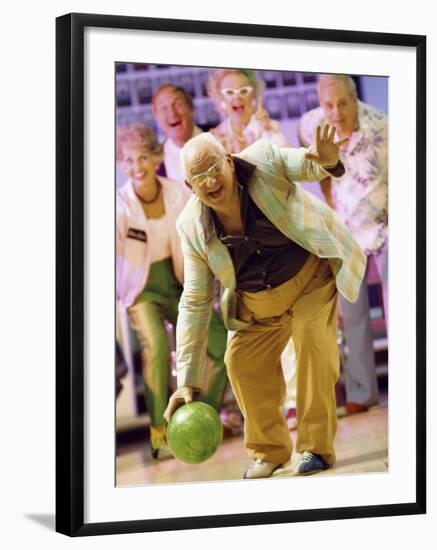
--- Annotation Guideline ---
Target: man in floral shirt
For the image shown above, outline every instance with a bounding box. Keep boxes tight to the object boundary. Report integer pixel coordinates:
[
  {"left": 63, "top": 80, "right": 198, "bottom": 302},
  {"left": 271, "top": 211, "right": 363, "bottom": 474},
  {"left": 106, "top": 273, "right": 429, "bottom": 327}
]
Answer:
[{"left": 299, "top": 74, "right": 388, "bottom": 415}]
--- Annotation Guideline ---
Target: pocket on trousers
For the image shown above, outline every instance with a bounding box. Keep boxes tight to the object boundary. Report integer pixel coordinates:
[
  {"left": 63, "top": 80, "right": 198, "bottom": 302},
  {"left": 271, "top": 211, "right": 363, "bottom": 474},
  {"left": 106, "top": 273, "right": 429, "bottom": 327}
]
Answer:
[
  {"left": 301, "top": 259, "right": 332, "bottom": 295},
  {"left": 253, "top": 309, "right": 292, "bottom": 327},
  {"left": 236, "top": 295, "right": 253, "bottom": 323}
]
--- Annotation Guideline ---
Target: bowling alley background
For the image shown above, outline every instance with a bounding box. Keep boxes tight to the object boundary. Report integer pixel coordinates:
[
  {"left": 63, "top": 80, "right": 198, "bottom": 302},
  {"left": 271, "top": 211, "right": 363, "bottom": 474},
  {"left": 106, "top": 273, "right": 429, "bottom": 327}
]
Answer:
[
  {"left": 115, "top": 64, "right": 388, "bottom": 483},
  {"left": 115, "top": 64, "right": 388, "bottom": 197}
]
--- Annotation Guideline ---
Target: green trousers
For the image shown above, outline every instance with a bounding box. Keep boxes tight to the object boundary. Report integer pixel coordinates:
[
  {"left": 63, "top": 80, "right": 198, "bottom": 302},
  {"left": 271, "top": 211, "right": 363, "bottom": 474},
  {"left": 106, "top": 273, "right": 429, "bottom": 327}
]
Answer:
[{"left": 128, "top": 258, "right": 228, "bottom": 427}]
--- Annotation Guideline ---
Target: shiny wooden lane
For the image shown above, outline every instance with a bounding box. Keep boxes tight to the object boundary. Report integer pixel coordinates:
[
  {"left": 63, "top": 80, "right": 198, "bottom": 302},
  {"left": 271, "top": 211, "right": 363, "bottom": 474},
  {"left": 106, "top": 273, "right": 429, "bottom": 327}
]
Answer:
[{"left": 116, "top": 404, "right": 388, "bottom": 486}]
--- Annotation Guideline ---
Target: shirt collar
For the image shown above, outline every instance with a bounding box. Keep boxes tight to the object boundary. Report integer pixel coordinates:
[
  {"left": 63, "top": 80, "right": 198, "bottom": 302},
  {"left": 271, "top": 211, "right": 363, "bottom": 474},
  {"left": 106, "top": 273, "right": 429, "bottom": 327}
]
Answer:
[
  {"left": 165, "top": 125, "right": 203, "bottom": 151},
  {"left": 202, "top": 156, "right": 257, "bottom": 242},
  {"left": 232, "top": 155, "right": 257, "bottom": 188}
]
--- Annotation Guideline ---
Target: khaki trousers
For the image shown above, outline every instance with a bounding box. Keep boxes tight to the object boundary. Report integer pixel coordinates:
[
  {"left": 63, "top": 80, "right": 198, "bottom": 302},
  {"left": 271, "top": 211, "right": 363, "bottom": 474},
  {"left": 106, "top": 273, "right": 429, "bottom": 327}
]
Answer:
[{"left": 225, "top": 254, "right": 339, "bottom": 465}]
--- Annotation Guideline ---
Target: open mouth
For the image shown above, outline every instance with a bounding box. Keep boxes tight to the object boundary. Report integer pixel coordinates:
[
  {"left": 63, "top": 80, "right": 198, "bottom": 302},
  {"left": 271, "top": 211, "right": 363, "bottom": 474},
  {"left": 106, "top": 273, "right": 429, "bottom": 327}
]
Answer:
[
  {"left": 231, "top": 104, "right": 245, "bottom": 113},
  {"left": 168, "top": 120, "right": 182, "bottom": 129},
  {"left": 208, "top": 186, "right": 223, "bottom": 199}
]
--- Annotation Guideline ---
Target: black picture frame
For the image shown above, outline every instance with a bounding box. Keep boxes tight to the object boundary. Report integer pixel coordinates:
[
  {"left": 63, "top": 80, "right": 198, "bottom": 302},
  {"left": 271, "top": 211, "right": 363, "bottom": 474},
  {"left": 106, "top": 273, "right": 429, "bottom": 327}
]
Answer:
[{"left": 56, "top": 12, "right": 426, "bottom": 537}]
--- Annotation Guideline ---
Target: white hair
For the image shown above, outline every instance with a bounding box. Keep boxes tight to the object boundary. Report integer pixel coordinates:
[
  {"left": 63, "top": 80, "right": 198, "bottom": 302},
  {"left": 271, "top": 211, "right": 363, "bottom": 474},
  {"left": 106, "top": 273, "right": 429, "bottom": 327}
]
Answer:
[
  {"left": 317, "top": 74, "right": 358, "bottom": 98},
  {"left": 180, "top": 132, "right": 226, "bottom": 180}
]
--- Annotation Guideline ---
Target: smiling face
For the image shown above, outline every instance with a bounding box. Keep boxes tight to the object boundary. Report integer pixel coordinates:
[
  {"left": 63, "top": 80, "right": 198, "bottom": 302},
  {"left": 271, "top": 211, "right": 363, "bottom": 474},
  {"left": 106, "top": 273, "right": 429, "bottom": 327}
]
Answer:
[
  {"left": 219, "top": 72, "right": 255, "bottom": 127},
  {"left": 120, "top": 146, "right": 158, "bottom": 192},
  {"left": 185, "top": 145, "right": 237, "bottom": 212},
  {"left": 318, "top": 79, "right": 358, "bottom": 138},
  {"left": 152, "top": 86, "right": 194, "bottom": 147}
]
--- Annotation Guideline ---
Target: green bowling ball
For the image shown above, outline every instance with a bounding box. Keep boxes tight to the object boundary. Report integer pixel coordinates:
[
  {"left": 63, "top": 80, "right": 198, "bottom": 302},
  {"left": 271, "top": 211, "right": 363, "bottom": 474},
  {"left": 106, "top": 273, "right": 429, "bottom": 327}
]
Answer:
[{"left": 167, "top": 401, "right": 223, "bottom": 464}]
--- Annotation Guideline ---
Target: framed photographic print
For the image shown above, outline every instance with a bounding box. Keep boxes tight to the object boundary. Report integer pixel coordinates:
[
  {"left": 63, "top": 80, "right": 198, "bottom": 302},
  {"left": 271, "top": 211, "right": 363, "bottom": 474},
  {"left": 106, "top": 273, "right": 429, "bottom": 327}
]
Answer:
[{"left": 56, "top": 12, "right": 426, "bottom": 536}]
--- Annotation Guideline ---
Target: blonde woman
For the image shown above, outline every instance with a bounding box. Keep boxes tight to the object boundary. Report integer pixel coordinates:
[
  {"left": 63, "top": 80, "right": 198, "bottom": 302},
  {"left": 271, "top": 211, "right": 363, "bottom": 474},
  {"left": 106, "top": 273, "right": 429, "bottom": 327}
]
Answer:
[{"left": 207, "top": 68, "right": 288, "bottom": 153}]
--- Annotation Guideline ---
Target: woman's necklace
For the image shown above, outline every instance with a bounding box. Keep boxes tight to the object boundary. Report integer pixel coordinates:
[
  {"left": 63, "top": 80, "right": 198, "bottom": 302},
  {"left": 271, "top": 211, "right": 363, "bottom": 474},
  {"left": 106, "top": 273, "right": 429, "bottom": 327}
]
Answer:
[{"left": 135, "top": 179, "right": 161, "bottom": 204}]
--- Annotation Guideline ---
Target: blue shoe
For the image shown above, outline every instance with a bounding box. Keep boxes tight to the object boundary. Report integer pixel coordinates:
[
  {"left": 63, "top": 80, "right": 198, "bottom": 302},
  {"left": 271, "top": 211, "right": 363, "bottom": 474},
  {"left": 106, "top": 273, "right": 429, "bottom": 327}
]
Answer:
[{"left": 294, "top": 451, "right": 329, "bottom": 476}]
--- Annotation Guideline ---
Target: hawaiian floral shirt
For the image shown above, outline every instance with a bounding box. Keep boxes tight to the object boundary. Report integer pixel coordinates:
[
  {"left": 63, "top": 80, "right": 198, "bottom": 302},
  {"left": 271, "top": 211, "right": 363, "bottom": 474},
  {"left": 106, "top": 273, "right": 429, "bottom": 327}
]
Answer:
[{"left": 299, "top": 100, "right": 388, "bottom": 255}]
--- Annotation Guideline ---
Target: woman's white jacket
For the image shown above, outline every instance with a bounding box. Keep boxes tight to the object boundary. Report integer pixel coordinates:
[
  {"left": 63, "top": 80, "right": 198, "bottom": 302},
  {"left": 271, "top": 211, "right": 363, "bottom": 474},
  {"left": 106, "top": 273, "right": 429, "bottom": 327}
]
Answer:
[{"left": 116, "top": 177, "right": 188, "bottom": 308}]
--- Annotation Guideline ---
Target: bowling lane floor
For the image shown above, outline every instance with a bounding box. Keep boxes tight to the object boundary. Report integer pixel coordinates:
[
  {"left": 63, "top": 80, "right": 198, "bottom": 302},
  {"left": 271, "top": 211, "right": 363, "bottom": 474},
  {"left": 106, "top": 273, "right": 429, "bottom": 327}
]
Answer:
[{"left": 116, "top": 403, "right": 388, "bottom": 486}]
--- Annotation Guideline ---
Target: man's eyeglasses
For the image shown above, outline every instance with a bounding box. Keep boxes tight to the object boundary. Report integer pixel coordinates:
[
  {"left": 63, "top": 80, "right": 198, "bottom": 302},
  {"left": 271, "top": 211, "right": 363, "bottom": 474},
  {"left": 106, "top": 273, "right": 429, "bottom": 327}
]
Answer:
[
  {"left": 190, "top": 157, "right": 224, "bottom": 187},
  {"left": 220, "top": 86, "right": 254, "bottom": 100}
]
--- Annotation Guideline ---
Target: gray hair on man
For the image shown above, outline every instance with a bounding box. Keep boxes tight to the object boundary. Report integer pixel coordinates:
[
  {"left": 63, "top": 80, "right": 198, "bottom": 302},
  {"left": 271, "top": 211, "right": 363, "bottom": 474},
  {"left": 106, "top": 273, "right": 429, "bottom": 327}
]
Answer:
[
  {"left": 180, "top": 132, "right": 227, "bottom": 181},
  {"left": 317, "top": 74, "right": 358, "bottom": 98}
]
